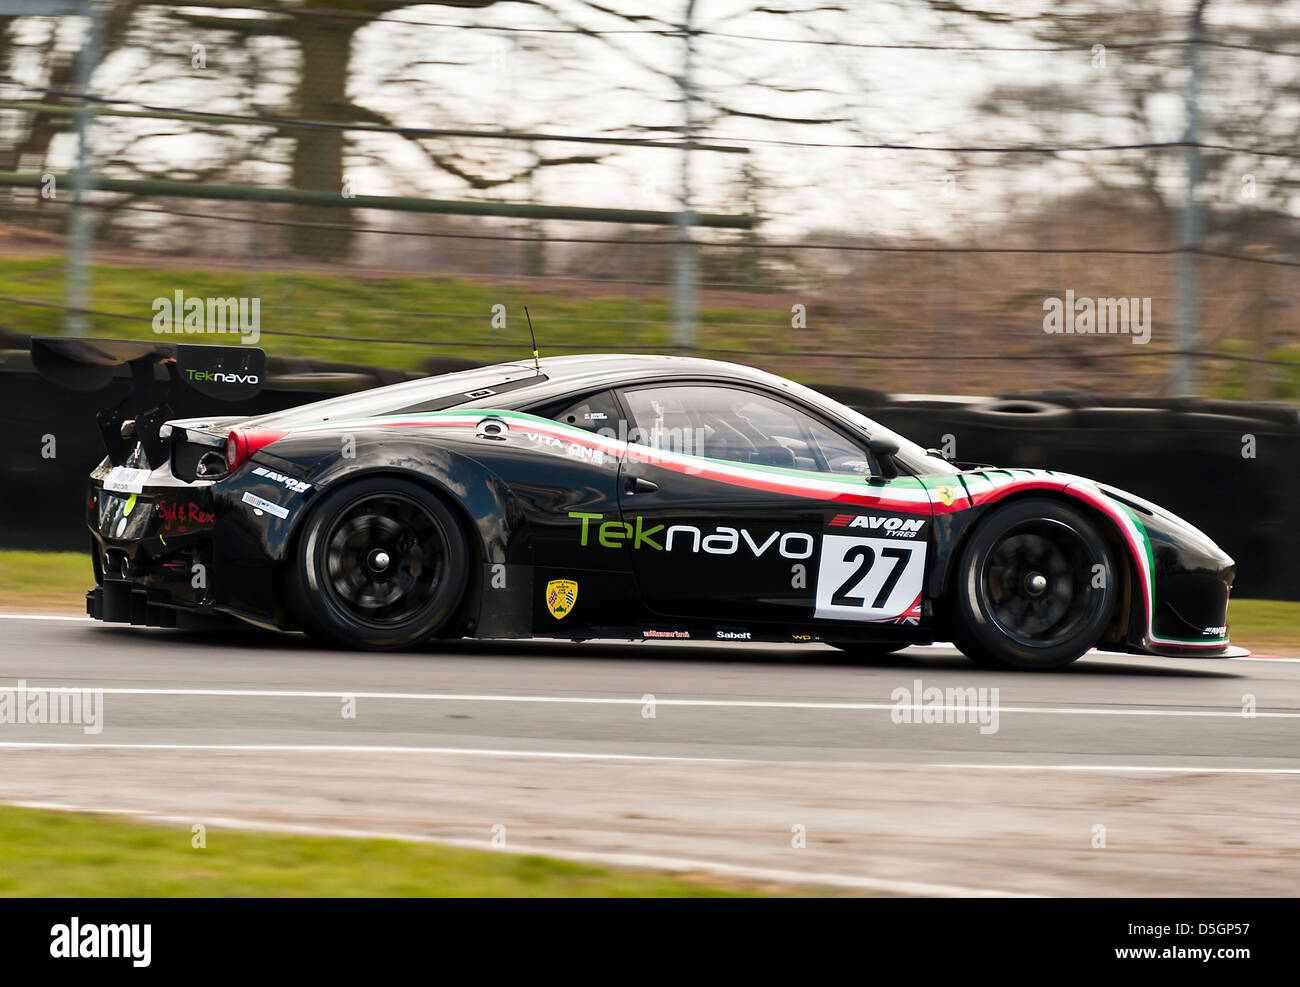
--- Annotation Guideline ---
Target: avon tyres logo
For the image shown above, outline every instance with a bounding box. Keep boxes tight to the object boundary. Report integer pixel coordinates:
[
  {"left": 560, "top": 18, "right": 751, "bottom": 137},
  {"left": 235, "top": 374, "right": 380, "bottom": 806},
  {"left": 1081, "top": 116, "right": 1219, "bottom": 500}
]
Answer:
[
  {"left": 828, "top": 514, "right": 925, "bottom": 537},
  {"left": 546, "top": 579, "right": 578, "bottom": 619},
  {"left": 251, "top": 466, "right": 311, "bottom": 493},
  {"left": 569, "top": 512, "right": 814, "bottom": 559}
]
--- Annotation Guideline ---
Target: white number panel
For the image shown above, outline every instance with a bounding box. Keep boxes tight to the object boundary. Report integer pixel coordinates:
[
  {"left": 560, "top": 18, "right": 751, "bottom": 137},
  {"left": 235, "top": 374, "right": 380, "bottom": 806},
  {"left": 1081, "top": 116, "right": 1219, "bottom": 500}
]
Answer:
[{"left": 814, "top": 535, "right": 927, "bottom": 622}]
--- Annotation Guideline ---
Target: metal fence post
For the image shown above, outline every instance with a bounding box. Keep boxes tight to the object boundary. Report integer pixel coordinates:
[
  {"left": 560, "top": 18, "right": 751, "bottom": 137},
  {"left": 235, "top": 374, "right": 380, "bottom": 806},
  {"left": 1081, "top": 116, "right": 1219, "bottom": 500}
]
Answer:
[
  {"left": 66, "top": 0, "right": 101, "bottom": 336},
  {"left": 673, "top": 0, "right": 697, "bottom": 355}
]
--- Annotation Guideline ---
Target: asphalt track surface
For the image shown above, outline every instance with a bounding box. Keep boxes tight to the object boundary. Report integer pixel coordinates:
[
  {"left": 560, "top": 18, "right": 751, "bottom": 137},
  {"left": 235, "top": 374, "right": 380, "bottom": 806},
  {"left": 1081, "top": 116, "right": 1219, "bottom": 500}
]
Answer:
[{"left": 1, "top": 614, "right": 1297, "bottom": 896}]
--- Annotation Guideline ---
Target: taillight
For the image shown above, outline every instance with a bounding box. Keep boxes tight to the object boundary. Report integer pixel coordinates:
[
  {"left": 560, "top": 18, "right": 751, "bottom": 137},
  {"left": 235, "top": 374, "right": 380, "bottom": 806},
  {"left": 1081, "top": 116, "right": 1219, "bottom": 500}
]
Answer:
[{"left": 225, "top": 429, "right": 287, "bottom": 472}]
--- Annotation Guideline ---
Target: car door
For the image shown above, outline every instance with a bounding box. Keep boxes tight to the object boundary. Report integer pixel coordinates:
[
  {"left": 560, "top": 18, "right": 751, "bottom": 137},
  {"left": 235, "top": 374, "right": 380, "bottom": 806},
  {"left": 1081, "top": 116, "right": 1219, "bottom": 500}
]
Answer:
[{"left": 611, "top": 382, "right": 934, "bottom": 630}]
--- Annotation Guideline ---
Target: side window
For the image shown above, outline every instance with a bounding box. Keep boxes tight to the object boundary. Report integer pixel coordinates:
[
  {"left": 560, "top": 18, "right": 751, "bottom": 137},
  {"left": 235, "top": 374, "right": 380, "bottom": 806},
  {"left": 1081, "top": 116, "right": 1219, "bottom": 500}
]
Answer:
[
  {"left": 540, "top": 389, "right": 625, "bottom": 437},
  {"left": 620, "top": 384, "right": 872, "bottom": 475}
]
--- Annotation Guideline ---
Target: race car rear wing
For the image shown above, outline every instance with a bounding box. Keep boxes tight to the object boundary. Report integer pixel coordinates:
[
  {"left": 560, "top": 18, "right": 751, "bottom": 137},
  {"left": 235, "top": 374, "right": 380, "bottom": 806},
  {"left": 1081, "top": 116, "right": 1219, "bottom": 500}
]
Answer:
[{"left": 30, "top": 337, "right": 266, "bottom": 467}]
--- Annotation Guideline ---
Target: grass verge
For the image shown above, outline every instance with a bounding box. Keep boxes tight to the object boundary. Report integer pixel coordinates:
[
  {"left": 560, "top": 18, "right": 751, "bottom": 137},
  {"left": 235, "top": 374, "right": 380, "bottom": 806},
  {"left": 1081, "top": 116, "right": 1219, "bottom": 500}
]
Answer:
[
  {"left": 0, "top": 256, "right": 792, "bottom": 373},
  {"left": 0, "top": 551, "right": 90, "bottom": 614},
  {"left": 0, "top": 805, "right": 760, "bottom": 897}
]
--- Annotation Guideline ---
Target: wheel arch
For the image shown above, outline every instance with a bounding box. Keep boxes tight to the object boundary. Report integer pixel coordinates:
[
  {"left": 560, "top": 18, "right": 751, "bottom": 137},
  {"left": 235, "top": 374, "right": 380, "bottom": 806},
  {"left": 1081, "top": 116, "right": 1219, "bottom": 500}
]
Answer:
[
  {"left": 274, "top": 458, "right": 526, "bottom": 638},
  {"left": 934, "top": 487, "right": 1143, "bottom": 646}
]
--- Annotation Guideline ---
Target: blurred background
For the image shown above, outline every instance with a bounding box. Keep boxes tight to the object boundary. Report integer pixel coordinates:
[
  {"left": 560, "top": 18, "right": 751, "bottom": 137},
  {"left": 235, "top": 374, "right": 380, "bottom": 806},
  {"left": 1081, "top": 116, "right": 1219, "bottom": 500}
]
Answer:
[{"left": 0, "top": 0, "right": 1296, "bottom": 396}]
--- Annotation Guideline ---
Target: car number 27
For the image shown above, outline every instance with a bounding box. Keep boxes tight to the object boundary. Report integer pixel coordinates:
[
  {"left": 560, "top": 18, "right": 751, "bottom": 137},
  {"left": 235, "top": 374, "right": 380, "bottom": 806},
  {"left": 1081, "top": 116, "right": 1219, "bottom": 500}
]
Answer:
[{"left": 814, "top": 535, "right": 927, "bottom": 622}]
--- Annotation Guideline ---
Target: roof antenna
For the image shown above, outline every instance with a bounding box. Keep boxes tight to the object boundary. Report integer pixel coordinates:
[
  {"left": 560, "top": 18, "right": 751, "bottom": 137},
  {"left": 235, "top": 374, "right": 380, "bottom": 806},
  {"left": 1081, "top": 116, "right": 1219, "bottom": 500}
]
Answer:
[{"left": 524, "top": 306, "right": 541, "bottom": 373}]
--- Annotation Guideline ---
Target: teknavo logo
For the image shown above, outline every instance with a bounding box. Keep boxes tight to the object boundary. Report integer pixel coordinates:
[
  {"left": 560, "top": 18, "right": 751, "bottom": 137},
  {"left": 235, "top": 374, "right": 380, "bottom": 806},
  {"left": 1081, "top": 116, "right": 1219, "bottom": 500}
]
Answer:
[
  {"left": 569, "top": 512, "right": 814, "bottom": 559},
  {"left": 185, "top": 368, "right": 260, "bottom": 386}
]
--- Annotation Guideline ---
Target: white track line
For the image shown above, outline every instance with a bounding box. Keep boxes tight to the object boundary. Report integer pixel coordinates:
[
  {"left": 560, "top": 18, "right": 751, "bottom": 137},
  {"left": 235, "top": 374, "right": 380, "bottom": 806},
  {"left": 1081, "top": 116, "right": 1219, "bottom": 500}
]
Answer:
[
  {"left": 3, "top": 685, "right": 1295, "bottom": 718},
  {"left": 2, "top": 798, "right": 1026, "bottom": 897},
  {"left": 937, "top": 763, "right": 1300, "bottom": 775},
  {"left": 0, "top": 741, "right": 745, "bottom": 762},
  {"left": 0, "top": 613, "right": 90, "bottom": 621},
  {"left": 2, "top": 741, "right": 1298, "bottom": 774}
]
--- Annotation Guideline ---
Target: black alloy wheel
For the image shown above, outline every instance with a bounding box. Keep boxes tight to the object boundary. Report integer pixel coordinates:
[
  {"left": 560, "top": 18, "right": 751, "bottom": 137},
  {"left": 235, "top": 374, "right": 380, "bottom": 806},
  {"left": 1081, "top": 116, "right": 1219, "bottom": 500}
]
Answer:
[
  {"left": 288, "top": 477, "right": 469, "bottom": 650},
  {"left": 952, "top": 498, "right": 1117, "bottom": 670}
]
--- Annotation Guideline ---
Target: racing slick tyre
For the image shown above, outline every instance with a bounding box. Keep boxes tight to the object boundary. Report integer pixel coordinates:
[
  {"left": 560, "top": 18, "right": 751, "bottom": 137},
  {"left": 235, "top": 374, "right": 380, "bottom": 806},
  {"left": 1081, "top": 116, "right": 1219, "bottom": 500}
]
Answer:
[
  {"left": 825, "top": 642, "right": 910, "bottom": 661},
  {"left": 287, "top": 477, "right": 470, "bottom": 650},
  {"left": 951, "top": 497, "right": 1116, "bottom": 671}
]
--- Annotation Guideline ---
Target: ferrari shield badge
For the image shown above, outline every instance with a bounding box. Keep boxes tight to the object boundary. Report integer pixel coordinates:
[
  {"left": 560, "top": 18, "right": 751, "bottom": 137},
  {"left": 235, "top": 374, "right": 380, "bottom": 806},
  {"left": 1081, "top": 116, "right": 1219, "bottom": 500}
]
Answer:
[
  {"left": 546, "top": 579, "right": 578, "bottom": 619},
  {"left": 936, "top": 485, "right": 958, "bottom": 507}
]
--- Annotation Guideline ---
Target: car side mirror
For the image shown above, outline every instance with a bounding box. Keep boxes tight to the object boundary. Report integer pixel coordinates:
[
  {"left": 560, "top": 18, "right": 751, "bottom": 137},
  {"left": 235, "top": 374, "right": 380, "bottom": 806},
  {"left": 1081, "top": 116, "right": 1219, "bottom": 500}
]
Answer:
[{"left": 867, "top": 437, "right": 900, "bottom": 482}]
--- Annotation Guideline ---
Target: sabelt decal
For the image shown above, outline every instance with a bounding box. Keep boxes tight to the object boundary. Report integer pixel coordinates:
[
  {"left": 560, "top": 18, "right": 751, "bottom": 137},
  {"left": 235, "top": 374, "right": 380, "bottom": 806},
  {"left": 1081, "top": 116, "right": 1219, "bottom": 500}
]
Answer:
[
  {"left": 241, "top": 491, "right": 289, "bottom": 519},
  {"left": 715, "top": 629, "right": 752, "bottom": 640},
  {"left": 545, "top": 579, "right": 578, "bottom": 619}
]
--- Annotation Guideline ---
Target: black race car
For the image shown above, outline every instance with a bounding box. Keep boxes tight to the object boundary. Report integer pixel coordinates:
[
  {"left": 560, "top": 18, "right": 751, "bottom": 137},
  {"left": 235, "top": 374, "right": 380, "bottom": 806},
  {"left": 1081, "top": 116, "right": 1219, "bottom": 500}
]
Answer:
[{"left": 35, "top": 338, "right": 1243, "bottom": 669}]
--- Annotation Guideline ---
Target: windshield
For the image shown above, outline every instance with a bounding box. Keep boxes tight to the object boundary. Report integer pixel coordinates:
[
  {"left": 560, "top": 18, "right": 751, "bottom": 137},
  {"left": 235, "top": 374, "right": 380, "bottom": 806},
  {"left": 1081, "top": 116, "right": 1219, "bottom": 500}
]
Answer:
[{"left": 737, "top": 370, "right": 963, "bottom": 477}]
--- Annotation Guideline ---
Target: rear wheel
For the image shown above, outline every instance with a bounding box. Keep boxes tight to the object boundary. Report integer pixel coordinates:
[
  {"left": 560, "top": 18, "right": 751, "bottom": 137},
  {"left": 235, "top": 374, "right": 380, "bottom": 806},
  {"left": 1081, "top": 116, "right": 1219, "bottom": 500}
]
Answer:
[
  {"left": 288, "top": 477, "right": 469, "bottom": 650},
  {"left": 951, "top": 498, "right": 1116, "bottom": 671}
]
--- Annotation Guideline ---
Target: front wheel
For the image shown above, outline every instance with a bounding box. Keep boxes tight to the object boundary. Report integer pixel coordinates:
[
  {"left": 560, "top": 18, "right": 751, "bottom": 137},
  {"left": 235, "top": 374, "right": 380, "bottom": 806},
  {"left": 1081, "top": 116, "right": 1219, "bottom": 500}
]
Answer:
[
  {"left": 287, "top": 477, "right": 470, "bottom": 650},
  {"left": 951, "top": 498, "right": 1117, "bottom": 671}
]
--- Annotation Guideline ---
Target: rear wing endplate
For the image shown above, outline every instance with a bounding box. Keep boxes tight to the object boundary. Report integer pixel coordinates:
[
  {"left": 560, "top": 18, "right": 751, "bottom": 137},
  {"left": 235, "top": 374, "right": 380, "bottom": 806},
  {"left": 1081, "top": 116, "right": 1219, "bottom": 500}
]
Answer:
[{"left": 30, "top": 337, "right": 266, "bottom": 466}]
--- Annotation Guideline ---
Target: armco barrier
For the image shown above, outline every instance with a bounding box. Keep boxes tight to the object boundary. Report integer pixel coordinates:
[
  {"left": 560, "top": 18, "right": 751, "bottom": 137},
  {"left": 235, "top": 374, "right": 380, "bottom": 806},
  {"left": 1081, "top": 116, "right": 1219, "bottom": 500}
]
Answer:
[{"left": 1, "top": 344, "right": 1296, "bottom": 599}]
